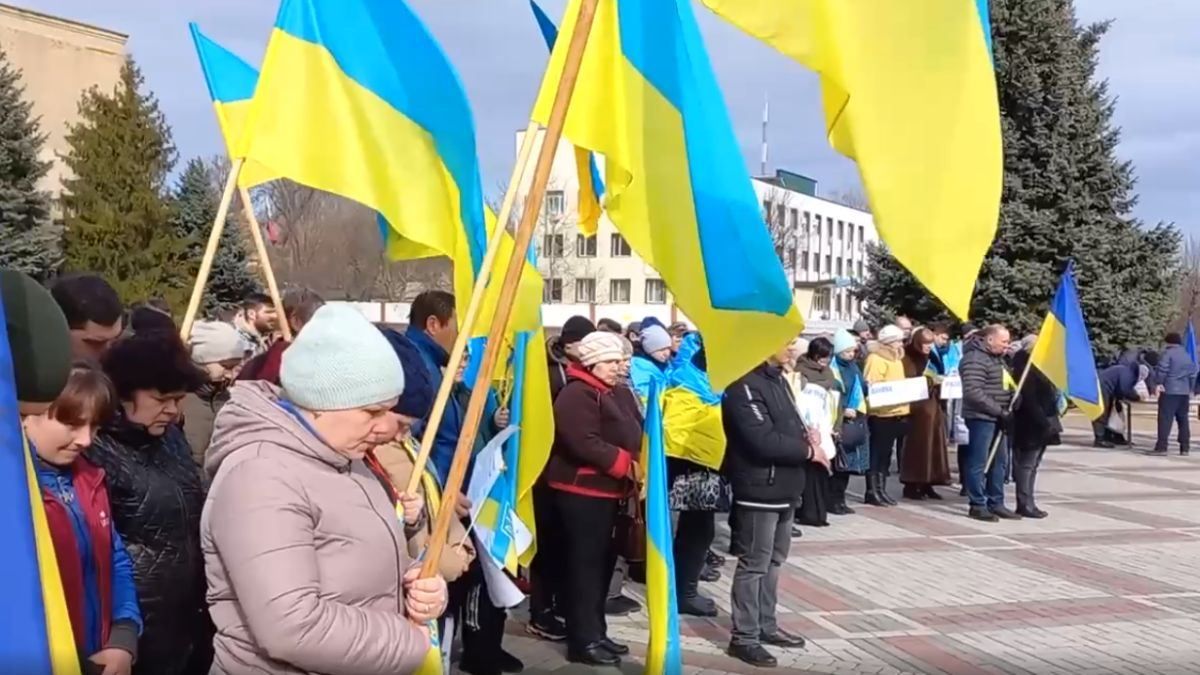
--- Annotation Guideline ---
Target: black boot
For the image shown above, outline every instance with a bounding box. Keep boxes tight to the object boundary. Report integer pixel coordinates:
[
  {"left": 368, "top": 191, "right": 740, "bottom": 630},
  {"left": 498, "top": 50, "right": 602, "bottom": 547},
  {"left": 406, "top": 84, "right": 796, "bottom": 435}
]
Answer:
[
  {"left": 678, "top": 582, "right": 718, "bottom": 617},
  {"left": 864, "top": 473, "right": 887, "bottom": 506},
  {"left": 878, "top": 475, "right": 898, "bottom": 506}
]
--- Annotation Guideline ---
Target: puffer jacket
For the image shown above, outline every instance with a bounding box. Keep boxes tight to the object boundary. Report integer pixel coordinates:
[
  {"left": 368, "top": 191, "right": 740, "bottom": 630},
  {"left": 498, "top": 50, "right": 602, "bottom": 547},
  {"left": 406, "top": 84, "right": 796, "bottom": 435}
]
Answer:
[
  {"left": 722, "top": 362, "right": 813, "bottom": 510},
  {"left": 1010, "top": 349, "right": 1063, "bottom": 451},
  {"left": 546, "top": 364, "right": 643, "bottom": 498},
  {"left": 201, "top": 381, "right": 429, "bottom": 675},
  {"left": 1155, "top": 344, "right": 1198, "bottom": 396},
  {"left": 960, "top": 337, "right": 1013, "bottom": 421},
  {"left": 86, "top": 415, "right": 208, "bottom": 675}
]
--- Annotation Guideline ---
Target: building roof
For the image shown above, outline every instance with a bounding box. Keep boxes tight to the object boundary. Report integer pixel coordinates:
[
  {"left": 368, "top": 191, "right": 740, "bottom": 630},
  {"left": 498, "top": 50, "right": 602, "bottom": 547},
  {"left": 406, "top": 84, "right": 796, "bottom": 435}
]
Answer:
[{"left": 0, "top": 3, "right": 128, "bottom": 44}]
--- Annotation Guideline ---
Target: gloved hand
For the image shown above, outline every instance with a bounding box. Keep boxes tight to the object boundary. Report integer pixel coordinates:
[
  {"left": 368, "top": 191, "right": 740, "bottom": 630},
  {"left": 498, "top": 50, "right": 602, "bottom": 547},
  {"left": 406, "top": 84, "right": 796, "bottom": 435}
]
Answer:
[{"left": 998, "top": 412, "right": 1013, "bottom": 431}]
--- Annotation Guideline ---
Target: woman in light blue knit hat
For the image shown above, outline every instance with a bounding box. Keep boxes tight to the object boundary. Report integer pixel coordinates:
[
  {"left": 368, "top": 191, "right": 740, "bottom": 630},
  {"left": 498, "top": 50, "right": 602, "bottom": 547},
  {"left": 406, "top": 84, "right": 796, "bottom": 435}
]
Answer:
[{"left": 201, "top": 303, "right": 449, "bottom": 674}]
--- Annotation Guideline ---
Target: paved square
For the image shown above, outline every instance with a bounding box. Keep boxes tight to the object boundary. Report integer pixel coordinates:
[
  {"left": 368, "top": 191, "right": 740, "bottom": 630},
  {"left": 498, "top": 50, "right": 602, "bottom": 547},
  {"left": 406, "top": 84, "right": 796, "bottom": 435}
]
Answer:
[{"left": 489, "top": 418, "right": 1200, "bottom": 673}]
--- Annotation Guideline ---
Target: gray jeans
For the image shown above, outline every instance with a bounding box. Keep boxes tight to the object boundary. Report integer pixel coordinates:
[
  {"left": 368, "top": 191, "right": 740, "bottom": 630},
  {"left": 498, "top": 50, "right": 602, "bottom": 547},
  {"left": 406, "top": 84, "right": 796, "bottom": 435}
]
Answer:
[{"left": 730, "top": 506, "right": 793, "bottom": 646}]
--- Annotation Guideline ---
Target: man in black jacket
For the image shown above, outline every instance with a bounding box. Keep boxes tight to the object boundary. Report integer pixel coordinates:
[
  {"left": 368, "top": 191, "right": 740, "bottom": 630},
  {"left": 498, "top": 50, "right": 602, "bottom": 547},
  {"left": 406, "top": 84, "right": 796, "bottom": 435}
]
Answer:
[
  {"left": 723, "top": 342, "right": 828, "bottom": 668},
  {"left": 960, "top": 325, "right": 1017, "bottom": 522}
]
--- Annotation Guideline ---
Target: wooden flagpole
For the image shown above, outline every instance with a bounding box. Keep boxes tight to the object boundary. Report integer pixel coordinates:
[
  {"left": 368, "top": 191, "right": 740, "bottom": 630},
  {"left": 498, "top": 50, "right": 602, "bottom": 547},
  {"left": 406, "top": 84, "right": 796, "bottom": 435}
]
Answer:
[
  {"left": 419, "top": 0, "right": 599, "bottom": 578},
  {"left": 180, "top": 158, "right": 243, "bottom": 341},
  {"left": 984, "top": 345, "right": 1036, "bottom": 472},
  {"left": 403, "top": 121, "right": 543, "bottom": 496},
  {"left": 237, "top": 186, "right": 292, "bottom": 342}
]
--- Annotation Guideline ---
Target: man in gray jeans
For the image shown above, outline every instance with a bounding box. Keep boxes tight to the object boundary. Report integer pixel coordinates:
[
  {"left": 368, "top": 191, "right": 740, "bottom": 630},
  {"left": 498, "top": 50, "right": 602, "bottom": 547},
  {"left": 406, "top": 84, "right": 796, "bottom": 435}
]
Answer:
[
  {"left": 1153, "top": 332, "right": 1199, "bottom": 455},
  {"left": 721, "top": 345, "right": 828, "bottom": 668}
]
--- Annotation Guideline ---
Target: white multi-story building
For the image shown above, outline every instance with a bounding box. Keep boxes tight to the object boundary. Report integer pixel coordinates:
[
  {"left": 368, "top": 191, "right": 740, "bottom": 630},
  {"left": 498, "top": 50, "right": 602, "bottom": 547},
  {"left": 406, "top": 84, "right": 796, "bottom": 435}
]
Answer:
[{"left": 513, "top": 129, "right": 879, "bottom": 334}]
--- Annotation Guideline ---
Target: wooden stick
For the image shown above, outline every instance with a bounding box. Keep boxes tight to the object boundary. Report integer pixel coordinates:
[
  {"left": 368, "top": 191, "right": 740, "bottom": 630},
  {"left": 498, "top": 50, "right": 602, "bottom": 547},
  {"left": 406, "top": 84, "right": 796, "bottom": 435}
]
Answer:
[
  {"left": 238, "top": 186, "right": 292, "bottom": 342},
  {"left": 420, "top": 0, "right": 599, "bottom": 578},
  {"left": 984, "top": 349, "right": 1036, "bottom": 472},
  {"left": 181, "top": 158, "right": 243, "bottom": 341},
  {"left": 403, "top": 121, "right": 543, "bottom": 496}
]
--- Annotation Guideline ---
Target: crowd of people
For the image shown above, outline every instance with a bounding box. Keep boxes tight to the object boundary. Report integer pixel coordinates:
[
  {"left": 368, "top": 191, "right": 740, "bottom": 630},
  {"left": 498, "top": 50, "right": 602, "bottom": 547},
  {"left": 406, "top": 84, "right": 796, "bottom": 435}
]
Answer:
[{"left": 6, "top": 266, "right": 1192, "bottom": 674}]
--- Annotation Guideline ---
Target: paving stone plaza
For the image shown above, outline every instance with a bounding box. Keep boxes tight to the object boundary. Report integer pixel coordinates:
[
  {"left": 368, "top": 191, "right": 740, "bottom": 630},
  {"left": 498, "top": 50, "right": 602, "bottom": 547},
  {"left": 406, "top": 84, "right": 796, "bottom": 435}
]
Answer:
[{"left": 496, "top": 411, "right": 1200, "bottom": 673}]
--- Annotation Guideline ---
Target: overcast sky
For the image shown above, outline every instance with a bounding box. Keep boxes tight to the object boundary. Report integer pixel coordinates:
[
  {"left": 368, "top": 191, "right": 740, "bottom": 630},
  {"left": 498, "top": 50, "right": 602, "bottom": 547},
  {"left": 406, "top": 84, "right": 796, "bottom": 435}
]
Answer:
[{"left": 25, "top": 0, "right": 1200, "bottom": 232}]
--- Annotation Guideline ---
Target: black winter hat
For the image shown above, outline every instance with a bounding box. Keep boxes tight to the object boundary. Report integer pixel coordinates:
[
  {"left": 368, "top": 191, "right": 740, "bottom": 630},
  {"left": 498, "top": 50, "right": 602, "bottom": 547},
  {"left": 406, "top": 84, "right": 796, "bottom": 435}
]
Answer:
[
  {"left": 1, "top": 270, "right": 72, "bottom": 403},
  {"left": 560, "top": 316, "right": 596, "bottom": 346}
]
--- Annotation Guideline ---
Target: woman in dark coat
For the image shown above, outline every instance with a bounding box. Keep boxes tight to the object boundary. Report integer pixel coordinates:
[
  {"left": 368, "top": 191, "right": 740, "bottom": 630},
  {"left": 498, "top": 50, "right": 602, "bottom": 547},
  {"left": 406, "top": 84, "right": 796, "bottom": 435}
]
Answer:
[
  {"left": 543, "top": 331, "right": 643, "bottom": 667},
  {"left": 900, "top": 328, "right": 952, "bottom": 500},
  {"left": 88, "top": 332, "right": 210, "bottom": 675},
  {"left": 794, "top": 338, "right": 841, "bottom": 527},
  {"left": 1010, "top": 346, "right": 1062, "bottom": 518}
]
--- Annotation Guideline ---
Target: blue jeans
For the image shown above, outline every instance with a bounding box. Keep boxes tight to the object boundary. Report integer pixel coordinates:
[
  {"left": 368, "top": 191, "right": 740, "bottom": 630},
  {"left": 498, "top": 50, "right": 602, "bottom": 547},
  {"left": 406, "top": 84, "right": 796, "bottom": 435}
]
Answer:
[{"left": 965, "top": 420, "right": 1008, "bottom": 509}]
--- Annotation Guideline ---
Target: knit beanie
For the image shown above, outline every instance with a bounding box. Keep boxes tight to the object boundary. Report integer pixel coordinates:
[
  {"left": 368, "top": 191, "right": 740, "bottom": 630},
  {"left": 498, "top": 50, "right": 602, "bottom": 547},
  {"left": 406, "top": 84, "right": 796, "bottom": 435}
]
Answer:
[
  {"left": 832, "top": 329, "right": 858, "bottom": 355},
  {"left": 877, "top": 325, "right": 905, "bottom": 345},
  {"left": 578, "top": 331, "right": 626, "bottom": 367},
  {"left": 190, "top": 321, "right": 251, "bottom": 365},
  {"left": 378, "top": 326, "right": 434, "bottom": 419},
  {"left": 560, "top": 315, "right": 596, "bottom": 346},
  {"left": 852, "top": 319, "right": 871, "bottom": 334},
  {"left": 0, "top": 270, "right": 71, "bottom": 403},
  {"left": 640, "top": 324, "right": 672, "bottom": 354},
  {"left": 281, "top": 304, "right": 404, "bottom": 411},
  {"left": 641, "top": 316, "right": 666, "bottom": 332}
]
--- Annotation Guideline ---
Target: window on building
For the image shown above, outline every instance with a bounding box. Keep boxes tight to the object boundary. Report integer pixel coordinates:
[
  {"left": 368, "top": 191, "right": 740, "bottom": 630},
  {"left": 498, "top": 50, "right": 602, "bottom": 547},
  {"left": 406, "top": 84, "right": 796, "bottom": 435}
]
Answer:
[
  {"left": 836, "top": 258, "right": 843, "bottom": 277},
  {"left": 814, "top": 288, "right": 831, "bottom": 312},
  {"left": 846, "top": 223, "right": 854, "bottom": 247},
  {"left": 610, "top": 279, "right": 632, "bottom": 303},
  {"left": 838, "top": 220, "right": 845, "bottom": 240},
  {"left": 859, "top": 225, "right": 865, "bottom": 243},
  {"left": 789, "top": 208, "right": 799, "bottom": 231},
  {"left": 542, "top": 233, "right": 565, "bottom": 258},
  {"left": 544, "top": 278, "right": 563, "bottom": 303},
  {"left": 803, "top": 211, "right": 812, "bottom": 237},
  {"left": 857, "top": 261, "right": 864, "bottom": 278},
  {"left": 835, "top": 293, "right": 843, "bottom": 316},
  {"left": 825, "top": 254, "right": 832, "bottom": 274},
  {"left": 575, "top": 278, "right": 596, "bottom": 303},
  {"left": 576, "top": 234, "right": 597, "bottom": 258},
  {"left": 610, "top": 233, "right": 632, "bottom": 257},
  {"left": 801, "top": 252, "right": 810, "bottom": 272},
  {"left": 762, "top": 199, "right": 772, "bottom": 223},
  {"left": 827, "top": 218, "right": 833, "bottom": 238},
  {"left": 545, "top": 190, "right": 566, "bottom": 218},
  {"left": 645, "top": 278, "right": 667, "bottom": 304}
]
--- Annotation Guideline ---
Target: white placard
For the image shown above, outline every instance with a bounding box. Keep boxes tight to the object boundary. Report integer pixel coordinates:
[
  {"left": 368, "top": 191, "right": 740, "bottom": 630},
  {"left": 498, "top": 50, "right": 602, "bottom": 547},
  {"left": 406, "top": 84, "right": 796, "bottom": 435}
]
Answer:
[
  {"left": 868, "top": 377, "right": 929, "bottom": 409},
  {"left": 940, "top": 375, "right": 963, "bottom": 400}
]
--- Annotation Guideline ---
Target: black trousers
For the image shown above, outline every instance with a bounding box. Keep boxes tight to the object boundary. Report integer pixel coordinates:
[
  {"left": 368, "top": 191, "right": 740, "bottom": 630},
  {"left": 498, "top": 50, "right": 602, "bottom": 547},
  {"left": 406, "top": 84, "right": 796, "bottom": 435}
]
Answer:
[
  {"left": 1156, "top": 394, "right": 1191, "bottom": 451},
  {"left": 1012, "top": 444, "right": 1046, "bottom": 512},
  {"left": 674, "top": 510, "right": 716, "bottom": 593},
  {"left": 529, "top": 484, "right": 562, "bottom": 621},
  {"left": 829, "top": 472, "right": 850, "bottom": 505},
  {"left": 459, "top": 559, "right": 509, "bottom": 666},
  {"left": 869, "top": 416, "right": 909, "bottom": 476},
  {"left": 552, "top": 490, "right": 620, "bottom": 650}
]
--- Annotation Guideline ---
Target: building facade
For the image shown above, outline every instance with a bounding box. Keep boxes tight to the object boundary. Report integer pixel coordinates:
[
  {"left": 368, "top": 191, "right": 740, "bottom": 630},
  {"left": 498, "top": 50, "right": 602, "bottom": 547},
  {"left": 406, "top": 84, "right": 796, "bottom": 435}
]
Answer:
[
  {"left": 515, "top": 129, "right": 879, "bottom": 334},
  {"left": 0, "top": 3, "right": 126, "bottom": 216}
]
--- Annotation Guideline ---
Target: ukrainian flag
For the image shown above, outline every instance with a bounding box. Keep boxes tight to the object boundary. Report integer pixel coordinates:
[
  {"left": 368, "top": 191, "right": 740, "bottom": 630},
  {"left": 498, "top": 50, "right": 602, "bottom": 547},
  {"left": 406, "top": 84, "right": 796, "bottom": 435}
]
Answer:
[
  {"left": 1029, "top": 263, "right": 1104, "bottom": 420},
  {"left": 0, "top": 295, "right": 80, "bottom": 673},
  {"left": 644, "top": 379, "right": 682, "bottom": 674},
  {"left": 239, "top": 0, "right": 541, "bottom": 336},
  {"left": 532, "top": 0, "right": 803, "bottom": 390},
  {"left": 528, "top": 0, "right": 606, "bottom": 236},
  {"left": 187, "top": 24, "right": 279, "bottom": 189},
  {"left": 699, "top": 0, "right": 1002, "bottom": 319}
]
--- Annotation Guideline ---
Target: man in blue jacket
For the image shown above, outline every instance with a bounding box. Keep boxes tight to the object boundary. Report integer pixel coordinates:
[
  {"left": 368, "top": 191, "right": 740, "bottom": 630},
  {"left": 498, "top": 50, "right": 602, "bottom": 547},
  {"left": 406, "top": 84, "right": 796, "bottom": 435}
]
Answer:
[{"left": 1152, "top": 332, "right": 1198, "bottom": 455}]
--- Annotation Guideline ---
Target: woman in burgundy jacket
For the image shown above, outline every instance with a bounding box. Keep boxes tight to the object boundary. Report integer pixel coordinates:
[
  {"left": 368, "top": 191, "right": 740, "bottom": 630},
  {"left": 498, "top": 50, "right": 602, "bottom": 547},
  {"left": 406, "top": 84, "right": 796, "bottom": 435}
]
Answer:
[{"left": 542, "top": 331, "right": 643, "bottom": 667}]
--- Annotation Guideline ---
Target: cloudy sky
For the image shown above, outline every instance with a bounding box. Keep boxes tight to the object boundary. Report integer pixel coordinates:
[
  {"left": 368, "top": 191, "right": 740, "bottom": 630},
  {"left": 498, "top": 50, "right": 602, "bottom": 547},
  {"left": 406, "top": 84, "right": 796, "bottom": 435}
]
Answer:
[{"left": 25, "top": 0, "right": 1200, "bottom": 232}]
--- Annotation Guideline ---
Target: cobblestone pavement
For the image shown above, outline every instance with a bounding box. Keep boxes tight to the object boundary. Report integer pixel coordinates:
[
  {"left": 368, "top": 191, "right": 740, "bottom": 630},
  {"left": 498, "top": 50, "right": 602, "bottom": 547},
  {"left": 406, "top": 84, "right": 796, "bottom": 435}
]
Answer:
[{"left": 483, "top": 413, "right": 1200, "bottom": 673}]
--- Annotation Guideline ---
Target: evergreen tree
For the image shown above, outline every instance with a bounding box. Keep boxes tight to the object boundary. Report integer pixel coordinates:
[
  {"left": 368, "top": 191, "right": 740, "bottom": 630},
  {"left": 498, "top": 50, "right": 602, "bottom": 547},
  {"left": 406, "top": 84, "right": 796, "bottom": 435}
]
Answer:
[
  {"left": 0, "top": 48, "right": 61, "bottom": 279},
  {"left": 170, "top": 157, "right": 259, "bottom": 316},
  {"left": 858, "top": 0, "right": 1180, "bottom": 360},
  {"left": 60, "top": 58, "right": 193, "bottom": 310}
]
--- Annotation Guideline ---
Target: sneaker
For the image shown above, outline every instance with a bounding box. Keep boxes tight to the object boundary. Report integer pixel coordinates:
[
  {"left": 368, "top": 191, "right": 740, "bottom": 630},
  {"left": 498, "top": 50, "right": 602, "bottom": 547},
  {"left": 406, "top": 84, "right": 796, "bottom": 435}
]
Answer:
[
  {"left": 969, "top": 506, "right": 999, "bottom": 522},
  {"left": 604, "top": 595, "right": 641, "bottom": 616},
  {"left": 699, "top": 565, "right": 722, "bottom": 583},
  {"left": 727, "top": 643, "right": 777, "bottom": 668},
  {"left": 1094, "top": 439, "right": 1116, "bottom": 449},
  {"left": 706, "top": 549, "right": 726, "bottom": 567},
  {"left": 990, "top": 506, "right": 1022, "bottom": 520},
  {"left": 678, "top": 592, "right": 718, "bottom": 617},
  {"left": 526, "top": 615, "right": 567, "bottom": 642}
]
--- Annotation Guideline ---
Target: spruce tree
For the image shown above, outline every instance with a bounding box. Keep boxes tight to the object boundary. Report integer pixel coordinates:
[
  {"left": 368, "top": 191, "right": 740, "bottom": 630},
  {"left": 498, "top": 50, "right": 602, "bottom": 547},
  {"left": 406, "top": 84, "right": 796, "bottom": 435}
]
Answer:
[
  {"left": 170, "top": 157, "right": 258, "bottom": 316},
  {"left": 858, "top": 0, "right": 1179, "bottom": 360},
  {"left": 60, "top": 58, "right": 193, "bottom": 310},
  {"left": 0, "top": 48, "right": 61, "bottom": 279}
]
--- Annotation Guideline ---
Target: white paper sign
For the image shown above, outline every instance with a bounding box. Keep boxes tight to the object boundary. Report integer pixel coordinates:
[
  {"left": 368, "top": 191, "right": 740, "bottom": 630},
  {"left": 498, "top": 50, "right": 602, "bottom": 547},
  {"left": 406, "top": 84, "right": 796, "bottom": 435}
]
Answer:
[
  {"left": 868, "top": 377, "right": 929, "bottom": 409},
  {"left": 940, "top": 375, "right": 963, "bottom": 400}
]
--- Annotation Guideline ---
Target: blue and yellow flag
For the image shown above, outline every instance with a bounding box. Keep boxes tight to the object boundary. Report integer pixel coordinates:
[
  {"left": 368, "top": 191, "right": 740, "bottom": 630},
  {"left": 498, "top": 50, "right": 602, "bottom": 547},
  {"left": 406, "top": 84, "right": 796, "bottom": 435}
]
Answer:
[
  {"left": 644, "top": 379, "right": 682, "bottom": 674},
  {"left": 239, "top": 0, "right": 542, "bottom": 336},
  {"left": 187, "top": 23, "right": 279, "bottom": 189},
  {"left": 532, "top": 0, "right": 803, "bottom": 390},
  {"left": 528, "top": 0, "right": 606, "bottom": 236},
  {"left": 1185, "top": 321, "right": 1198, "bottom": 366},
  {"left": 1029, "top": 263, "right": 1103, "bottom": 420},
  {"left": 699, "top": 0, "right": 1002, "bottom": 319},
  {"left": 0, "top": 295, "right": 80, "bottom": 673}
]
